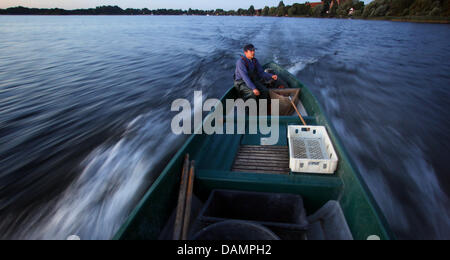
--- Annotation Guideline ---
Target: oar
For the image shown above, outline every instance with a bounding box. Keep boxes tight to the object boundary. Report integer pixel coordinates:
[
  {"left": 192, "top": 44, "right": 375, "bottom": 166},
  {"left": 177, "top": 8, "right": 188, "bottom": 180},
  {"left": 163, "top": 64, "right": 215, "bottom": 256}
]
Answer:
[{"left": 288, "top": 96, "right": 307, "bottom": 126}]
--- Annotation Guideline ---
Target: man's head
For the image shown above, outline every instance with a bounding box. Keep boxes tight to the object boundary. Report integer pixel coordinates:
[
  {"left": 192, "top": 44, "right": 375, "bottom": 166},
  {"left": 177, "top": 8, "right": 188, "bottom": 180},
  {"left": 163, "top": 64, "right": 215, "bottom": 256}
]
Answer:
[{"left": 243, "top": 44, "right": 256, "bottom": 59}]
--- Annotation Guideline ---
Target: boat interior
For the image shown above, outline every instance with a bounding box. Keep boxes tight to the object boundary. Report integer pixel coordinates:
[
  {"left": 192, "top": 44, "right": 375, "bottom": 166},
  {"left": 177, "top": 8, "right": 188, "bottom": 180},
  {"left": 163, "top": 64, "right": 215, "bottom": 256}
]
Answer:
[{"left": 114, "top": 63, "right": 393, "bottom": 241}]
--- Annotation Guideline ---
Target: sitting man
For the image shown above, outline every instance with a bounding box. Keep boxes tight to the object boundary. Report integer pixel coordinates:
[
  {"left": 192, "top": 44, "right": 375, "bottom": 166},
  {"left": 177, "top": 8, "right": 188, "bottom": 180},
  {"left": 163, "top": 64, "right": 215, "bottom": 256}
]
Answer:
[{"left": 234, "top": 44, "right": 283, "bottom": 101}]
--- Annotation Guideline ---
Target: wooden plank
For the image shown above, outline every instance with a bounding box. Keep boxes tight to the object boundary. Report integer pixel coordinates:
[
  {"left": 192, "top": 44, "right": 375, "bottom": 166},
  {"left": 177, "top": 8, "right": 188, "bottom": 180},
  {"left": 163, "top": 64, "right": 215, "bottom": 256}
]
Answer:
[
  {"left": 233, "top": 160, "right": 289, "bottom": 168},
  {"left": 237, "top": 150, "right": 288, "bottom": 155},
  {"left": 233, "top": 167, "right": 290, "bottom": 173},
  {"left": 237, "top": 149, "right": 289, "bottom": 154},
  {"left": 232, "top": 166, "right": 289, "bottom": 172},
  {"left": 237, "top": 150, "right": 288, "bottom": 154},
  {"left": 236, "top": 152, "right": 288, "bottom": 157},
  {"left": 241, "top": 145, "right": 288, "bottom": 149},
  {"left": 240, "top": 147, "right": 288, "bottom": 151},
  {"left": 239, "top": 146, "right": 288, "bottom": 151},
  {"left": 173, "top": 154, "right": 190, "bottom": 240},
  {"left": 235, "top": 155, "right": 289, "bottom": 162},
  {"left": 232, "top": 168, "right": 289, "bottom": 175},
  {"left": 238, "top": 147, "right": 288, "bottom": 152},
  {"left": 236, "top": 154, "right": 289, "bottom": 159},
  {"left": 233, "top": 161, "right": 288, "bottom": 167},
  {"left": 236, "top": 146, "right": 288, "bottom": 155},
  {"left": 181, "top": 161, "right": 195, "bottom": 240}
]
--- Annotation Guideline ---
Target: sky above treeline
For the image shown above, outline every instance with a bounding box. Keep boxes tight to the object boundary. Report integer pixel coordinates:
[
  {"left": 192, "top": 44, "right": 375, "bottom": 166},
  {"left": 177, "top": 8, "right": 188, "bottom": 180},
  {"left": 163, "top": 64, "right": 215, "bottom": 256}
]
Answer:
[{"left": 0, "top": 0, "right": 374, "bottom": 10}]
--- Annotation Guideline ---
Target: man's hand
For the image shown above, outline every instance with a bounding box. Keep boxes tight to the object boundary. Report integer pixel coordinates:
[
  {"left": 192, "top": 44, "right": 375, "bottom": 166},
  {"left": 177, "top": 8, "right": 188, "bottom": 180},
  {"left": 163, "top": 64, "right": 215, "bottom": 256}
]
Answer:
[
  {"left": 272, "top": 75, "right": 278, "bottom": 81},
  {"left": 253, "top": 89, "right": 260, "bottom": 96}
]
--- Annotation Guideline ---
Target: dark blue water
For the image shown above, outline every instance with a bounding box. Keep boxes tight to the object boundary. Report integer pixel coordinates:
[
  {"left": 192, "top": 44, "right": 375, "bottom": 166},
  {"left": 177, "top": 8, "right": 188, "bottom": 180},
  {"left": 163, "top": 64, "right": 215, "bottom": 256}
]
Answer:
[{"left": 0, "top": 15, "right": 449, "bottom": 240}]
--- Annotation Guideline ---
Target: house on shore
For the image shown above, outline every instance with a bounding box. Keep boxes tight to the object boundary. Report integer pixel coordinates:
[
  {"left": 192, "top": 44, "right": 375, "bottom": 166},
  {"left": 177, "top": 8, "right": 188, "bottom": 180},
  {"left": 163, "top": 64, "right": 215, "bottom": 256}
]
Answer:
[{"left": 307, "top": 0, "right": 346, "bottom": 9}]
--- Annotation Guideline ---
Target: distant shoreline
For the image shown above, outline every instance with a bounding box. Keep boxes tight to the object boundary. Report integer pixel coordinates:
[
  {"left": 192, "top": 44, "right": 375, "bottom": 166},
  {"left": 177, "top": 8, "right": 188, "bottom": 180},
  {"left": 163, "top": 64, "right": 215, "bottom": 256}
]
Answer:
[
  {"left": 281, "top": 15, "right": 450, "bottom": 24},
  {"left": 362, "top": 16, "right": 450, "bottom": 24},
  {"left": 1, "top": 13, "right": 448, "bottom": 24},
  {"left": 1, "top": 2, "right": 449, "bottom": 25}
]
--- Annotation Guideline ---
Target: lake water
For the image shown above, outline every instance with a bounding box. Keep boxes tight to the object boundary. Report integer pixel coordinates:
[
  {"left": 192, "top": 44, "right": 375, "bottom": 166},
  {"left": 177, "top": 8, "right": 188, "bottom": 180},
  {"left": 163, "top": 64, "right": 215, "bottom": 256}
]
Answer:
[{"left": 0, "top": 15, "right": 449, "bottom": 240}]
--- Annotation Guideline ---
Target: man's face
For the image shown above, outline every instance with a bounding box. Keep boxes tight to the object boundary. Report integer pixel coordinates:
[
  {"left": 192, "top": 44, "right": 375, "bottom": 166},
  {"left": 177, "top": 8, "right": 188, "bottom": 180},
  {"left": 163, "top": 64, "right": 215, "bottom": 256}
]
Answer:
[{"left": 245, "top": 49, "right": 255, "bottom": 59}]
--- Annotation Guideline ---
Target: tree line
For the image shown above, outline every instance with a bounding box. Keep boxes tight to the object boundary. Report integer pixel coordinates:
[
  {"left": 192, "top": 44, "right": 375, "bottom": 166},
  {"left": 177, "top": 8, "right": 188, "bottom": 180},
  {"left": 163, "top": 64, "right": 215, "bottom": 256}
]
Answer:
[
  {"left": 0, "top": 1, "right": 448, "bottom": 18},
  {"left": 361, "top": 0, "right": 449, "bottom": 17}
]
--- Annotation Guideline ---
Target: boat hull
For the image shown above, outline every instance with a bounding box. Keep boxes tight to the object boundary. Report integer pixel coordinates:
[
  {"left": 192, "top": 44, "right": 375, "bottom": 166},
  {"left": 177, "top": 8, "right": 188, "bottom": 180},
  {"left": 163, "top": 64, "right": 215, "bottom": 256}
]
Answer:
[{"left": 113, "top": 63, "right": 394, "bottom": 240}]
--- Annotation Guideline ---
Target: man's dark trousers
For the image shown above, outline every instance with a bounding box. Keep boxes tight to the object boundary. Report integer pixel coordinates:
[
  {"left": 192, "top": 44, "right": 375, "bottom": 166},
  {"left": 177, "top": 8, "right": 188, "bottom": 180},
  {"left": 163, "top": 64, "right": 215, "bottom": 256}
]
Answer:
[{"left": 234, "top": 79, "right": 270, "bottom": 101}]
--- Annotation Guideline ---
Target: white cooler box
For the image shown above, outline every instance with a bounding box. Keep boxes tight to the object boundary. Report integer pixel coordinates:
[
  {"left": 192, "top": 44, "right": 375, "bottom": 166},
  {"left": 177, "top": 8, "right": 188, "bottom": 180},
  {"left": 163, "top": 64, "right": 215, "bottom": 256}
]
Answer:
[{"left": 287, "top": 125, "right": 338, "bottom": 174}]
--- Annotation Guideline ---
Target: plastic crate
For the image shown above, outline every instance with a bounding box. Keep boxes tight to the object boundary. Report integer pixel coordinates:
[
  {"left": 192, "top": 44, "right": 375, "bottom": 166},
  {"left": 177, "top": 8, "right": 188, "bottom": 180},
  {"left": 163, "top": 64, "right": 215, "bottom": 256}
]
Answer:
[{"left": 288, "top": 125, "right": 338, "bottom": 174}]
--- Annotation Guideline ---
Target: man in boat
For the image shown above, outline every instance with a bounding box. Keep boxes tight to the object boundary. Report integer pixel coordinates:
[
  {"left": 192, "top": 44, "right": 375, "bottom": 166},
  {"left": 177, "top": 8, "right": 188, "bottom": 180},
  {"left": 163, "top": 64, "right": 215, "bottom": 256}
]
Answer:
[{"left": 234, "top": 44, "right": 284, "bottom": 101}]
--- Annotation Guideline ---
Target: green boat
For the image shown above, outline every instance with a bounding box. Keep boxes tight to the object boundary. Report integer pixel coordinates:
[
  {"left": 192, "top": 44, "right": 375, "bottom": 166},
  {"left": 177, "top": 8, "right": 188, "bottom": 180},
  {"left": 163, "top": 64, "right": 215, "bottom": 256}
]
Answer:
[{"left": 113, "top": 62, "right": 395, "bottom": 240}]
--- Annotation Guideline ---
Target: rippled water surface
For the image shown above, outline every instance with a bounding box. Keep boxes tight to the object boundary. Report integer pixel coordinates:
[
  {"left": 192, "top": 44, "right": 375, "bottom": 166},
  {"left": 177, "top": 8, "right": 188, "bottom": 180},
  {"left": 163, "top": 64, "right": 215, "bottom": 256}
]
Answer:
[{"left": 0, "top": 16, "right": 449, "bottom": 239}]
